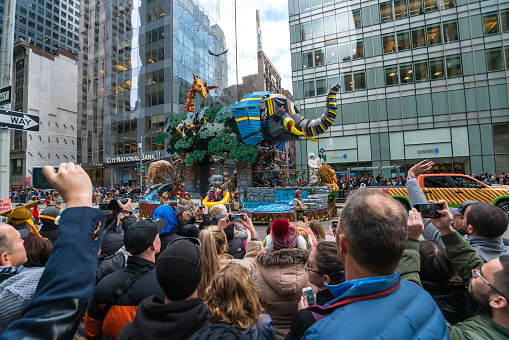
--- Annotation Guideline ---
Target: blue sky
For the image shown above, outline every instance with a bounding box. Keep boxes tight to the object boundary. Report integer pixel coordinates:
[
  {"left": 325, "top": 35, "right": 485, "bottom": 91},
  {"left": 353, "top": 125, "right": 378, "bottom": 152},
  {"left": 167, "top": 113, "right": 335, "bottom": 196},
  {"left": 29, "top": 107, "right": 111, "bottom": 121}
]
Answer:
[{"left": 255, "top": 1, "right": 292, "bottom": 93}]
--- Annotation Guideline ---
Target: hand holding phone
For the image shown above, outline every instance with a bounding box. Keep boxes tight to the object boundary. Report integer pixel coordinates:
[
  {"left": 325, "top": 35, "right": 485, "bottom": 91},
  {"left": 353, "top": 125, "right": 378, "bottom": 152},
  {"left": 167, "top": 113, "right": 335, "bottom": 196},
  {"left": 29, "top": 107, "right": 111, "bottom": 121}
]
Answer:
[
  {"left": 331, "top": 220, "right": 338, "bottom": 235},
  {"left": 413, "top": 203, "right": 443, "bottom": 218},
  {"left": 302, "top": 287, "right": 316, "bottom": 306},
  {"left": 229, "top": 214, "right": 244, "bottom": 222}
]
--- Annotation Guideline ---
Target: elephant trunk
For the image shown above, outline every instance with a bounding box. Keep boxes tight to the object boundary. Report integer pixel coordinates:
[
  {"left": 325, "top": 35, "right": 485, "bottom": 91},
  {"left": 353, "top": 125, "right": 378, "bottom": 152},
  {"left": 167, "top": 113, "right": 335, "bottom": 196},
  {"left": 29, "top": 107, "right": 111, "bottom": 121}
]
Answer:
[{"left": 286, "top": 83, "right": 340, "bottom": 142}]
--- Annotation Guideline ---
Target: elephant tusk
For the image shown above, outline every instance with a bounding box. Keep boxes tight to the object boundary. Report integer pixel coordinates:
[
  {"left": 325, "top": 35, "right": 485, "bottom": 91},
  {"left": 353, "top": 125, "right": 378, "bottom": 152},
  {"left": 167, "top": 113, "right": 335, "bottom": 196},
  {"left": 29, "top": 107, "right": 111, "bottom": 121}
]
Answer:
[
  {"left": 304, "top": 135, "right": 321, "bottom": 142},
  {"left": 290, "top": 125, "right": 306, "bottom": 136}
]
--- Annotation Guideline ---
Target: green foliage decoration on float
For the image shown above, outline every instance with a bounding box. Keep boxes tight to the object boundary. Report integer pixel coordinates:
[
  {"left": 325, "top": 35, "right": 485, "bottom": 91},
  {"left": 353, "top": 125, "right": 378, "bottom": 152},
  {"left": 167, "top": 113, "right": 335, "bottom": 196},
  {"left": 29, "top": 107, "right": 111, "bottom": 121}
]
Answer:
[
  {"left": 185, "top": 150, "right": 207, "bottom": 165},
  {"left": 230, "top": 143, "right": 258, "bottom": 164}
]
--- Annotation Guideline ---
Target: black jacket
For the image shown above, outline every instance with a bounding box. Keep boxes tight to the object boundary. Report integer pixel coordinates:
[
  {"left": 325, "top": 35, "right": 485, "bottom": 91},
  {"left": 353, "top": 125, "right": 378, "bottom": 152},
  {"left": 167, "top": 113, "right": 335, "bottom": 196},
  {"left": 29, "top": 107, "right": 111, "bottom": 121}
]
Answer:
[
  {"left": 176, "top": 217, "right": 200, "bottom": 238},
  {"left": 285, "top": 289, "right": 335, "bottom": 340},
  {"left": 118, "top": 295, "right": 210, "bottom": 340},
  {"left": 421, "top": 280, "right": 485, "bottom": 325},
  {"left": 226, "top": 238, "right": 246, "bottom": 259},
  {"left": 85, "top": 257, "right": 165, "bottom": 339},
  {"left": 39, "top": 223, "right": 59, "bottom": 244},
  {"left": 100, "top": 230, "right": 124, "bottom": 257}
]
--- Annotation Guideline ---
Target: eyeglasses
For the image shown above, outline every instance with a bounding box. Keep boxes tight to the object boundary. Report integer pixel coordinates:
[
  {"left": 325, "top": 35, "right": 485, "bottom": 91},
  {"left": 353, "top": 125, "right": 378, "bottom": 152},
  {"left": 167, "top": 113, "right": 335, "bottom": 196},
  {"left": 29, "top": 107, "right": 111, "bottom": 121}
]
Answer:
[
  {"left": 160, "top": 237, "right": 201, "bottom": 277},
  {"left": 472, "top": 267, "right": 508, "bottom": 301},
  {"left": 305, "top": 260, "right": 325, "bottom": 275}
]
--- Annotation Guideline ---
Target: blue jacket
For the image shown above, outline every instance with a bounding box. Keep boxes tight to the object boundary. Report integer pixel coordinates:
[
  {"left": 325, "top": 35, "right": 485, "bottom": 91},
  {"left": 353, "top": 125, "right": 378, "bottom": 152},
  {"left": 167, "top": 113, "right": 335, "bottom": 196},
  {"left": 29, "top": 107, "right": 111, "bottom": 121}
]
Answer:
[
  {"left": 303, "top": 272, "right": 449, "bottom": 340},
  {"left": 1, "top": 207, "right": 106, "bottom": 340}
]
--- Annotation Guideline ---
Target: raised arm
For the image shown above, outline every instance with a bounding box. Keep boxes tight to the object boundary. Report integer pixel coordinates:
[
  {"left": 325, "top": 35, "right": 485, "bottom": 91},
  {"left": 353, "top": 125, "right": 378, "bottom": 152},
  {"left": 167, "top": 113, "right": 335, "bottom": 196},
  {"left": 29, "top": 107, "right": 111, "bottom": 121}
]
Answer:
[{"left": 1, "top": 163, "right": 106, "bottom": 340}]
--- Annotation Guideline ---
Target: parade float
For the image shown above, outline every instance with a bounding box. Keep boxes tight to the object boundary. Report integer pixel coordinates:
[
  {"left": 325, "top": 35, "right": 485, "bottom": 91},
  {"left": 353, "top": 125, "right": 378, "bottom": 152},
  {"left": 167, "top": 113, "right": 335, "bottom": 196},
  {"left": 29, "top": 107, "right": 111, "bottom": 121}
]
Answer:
[{"left": 139, "top": 75, "right": 340, "bottom": 221}]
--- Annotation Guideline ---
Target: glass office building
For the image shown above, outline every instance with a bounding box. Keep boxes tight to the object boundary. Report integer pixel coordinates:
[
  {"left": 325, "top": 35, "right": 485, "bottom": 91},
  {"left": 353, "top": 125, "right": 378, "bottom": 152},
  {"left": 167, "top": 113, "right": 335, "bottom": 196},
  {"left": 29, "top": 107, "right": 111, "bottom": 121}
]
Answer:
[
  {"left": 289, "top": 0, "right": 509, "bottom": 177},
  {"left": 0, "top": 0, "right": 80, "bottom": 54},
  {"left": 78, "top": 0, "right": 257, "bottom": 186}
]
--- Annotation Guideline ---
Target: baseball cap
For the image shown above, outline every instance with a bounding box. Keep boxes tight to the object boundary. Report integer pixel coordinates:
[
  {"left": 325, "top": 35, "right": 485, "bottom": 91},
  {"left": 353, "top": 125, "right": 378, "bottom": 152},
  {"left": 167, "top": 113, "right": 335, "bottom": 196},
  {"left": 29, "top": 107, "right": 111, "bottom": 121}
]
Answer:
[
  {"left": 449, "top": 200, "right": 476, "bottom": 216},
  {"left": 156, "top": 237, "right": 202, "bottom": 301},
  {"left": 124, "top": 219, "right": 166, "bottom": 255},
  {"left": 175, "top": 205, "right": 190, "bottom": 217},
  {"left": 18, "top": 229, "right": 29, "bottom": 239}
]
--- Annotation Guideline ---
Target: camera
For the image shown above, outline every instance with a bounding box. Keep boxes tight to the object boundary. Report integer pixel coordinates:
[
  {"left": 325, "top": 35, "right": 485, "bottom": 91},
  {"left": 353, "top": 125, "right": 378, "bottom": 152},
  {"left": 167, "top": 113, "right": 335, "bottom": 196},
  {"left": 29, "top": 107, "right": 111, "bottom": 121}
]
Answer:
[
  {"left": 413, "top": 203, "right": 444, "bottom": 218},
  {"left": 229, "top": 214, "right": 244, "bottom": 222},
  {"left": 99, "top": 198, "right": 128, "bottom": 211}
]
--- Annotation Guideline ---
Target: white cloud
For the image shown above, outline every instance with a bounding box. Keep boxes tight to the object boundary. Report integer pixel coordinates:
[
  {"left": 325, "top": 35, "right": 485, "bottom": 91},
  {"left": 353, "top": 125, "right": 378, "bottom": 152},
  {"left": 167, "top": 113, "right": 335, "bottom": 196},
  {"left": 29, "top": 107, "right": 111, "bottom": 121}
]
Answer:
[{"left": 256, "top": 0, "right": 293, "bottom": 93}]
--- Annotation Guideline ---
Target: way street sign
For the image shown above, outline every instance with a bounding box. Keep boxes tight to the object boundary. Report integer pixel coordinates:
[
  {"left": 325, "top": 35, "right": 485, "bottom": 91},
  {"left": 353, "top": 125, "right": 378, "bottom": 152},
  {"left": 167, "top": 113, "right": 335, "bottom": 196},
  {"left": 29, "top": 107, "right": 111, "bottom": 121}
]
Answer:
[
  {"left": 0, "top": 86, "right": 11, "bottom": 106},
  {"left": 0, "top": 109, "right": 39, "bottom": 132}
]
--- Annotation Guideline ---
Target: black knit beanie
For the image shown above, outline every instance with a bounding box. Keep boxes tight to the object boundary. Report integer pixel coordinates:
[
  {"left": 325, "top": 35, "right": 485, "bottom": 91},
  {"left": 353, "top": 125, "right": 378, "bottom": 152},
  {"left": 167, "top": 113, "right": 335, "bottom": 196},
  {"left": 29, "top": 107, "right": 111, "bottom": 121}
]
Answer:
[{"left": 188, "top": 324, "right": 244, "bottom": 340}]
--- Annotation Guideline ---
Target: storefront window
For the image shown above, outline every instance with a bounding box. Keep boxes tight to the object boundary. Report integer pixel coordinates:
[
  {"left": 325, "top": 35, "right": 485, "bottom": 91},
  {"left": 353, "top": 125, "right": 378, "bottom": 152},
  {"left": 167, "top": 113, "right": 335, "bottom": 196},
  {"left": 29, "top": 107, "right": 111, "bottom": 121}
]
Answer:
[
  {"left": 430, "top": 58, "right": 444, "bottom": 79},
  {"left": 316, "top": 77, "right": 327, "bottom": 95},
  {"left": 380, "top": 2, "right": 393, "bottom": 23},
  {"left": 302, "top": 51, "right": 313, "bottom": 68},
  {"left": 400, "top": 63, "right": 413, "bottom": 83},
  {"left": 443, "top": 21, "right": 459, "bottom": 43},
  {"left": 314, "top": 48, "right": 325, "bottom": 67},
  {"left": 385, "top": 66, "right": 399, "bottom": 86},
  {"left": 352, "top": 9, "right": 361, "bottom": 29},
  {"left": 344, "top": 73, "right": 353, "bottom": 92},
  {"left": 486, "top": 48, "right": 503, "bottom": 71},
  {"left": 326, "top": 44, "right": 338, "bottom": 64},
  {"left": 502, "top": 9, "right": 509, "bottom": 32},
  {"left": 337, "top": 12, "right": 349, "bottom": 32},
  {"left": 483, "top": 13, "right": 499, "bottom": 35},
  {"left": 427, "top": 25, "right": 441, "bottom": 45},
  {"left": 324, "top": 15, "right": 336, "bottom": 35},
  {"left": 301, "top": 22, "right": 312, "bottom": 40},
  {"left": 394, "top": 0, "right": 408, "bottom": 19},
  {"left": 313, "top": 18, "right": 324, "bottom": 38},
  {"left": 424, "top": 0, "right": 438, "bottom": 13},
  {"left": 446, "top": 55, "right": 462, "bottom": 77},
  {"left": 353, "top": 71, "right": 366, "bottom": 90},
  {"left": 351, "top": 39, "right": 364, "bottom": 59},
  {"left": 304, "top": 79, "right": 315, "bottom": 97},
  {"left": 409, "top": 0, "right": 423, "bottom": 16},
  {"left": 414, "top": 60, "right": 429, "bottom": 81},
  {"left": 338, "top": 42, "right": 351, "bottom": 62},
  {"left": 412, "top": 28, "right": 426, "bottom": 48},
  {"left": 397, "top": 31, "right": 410, "bottom": 51},
  {"left": 383, "top": 33, "right": 396, "bottom": 54}
]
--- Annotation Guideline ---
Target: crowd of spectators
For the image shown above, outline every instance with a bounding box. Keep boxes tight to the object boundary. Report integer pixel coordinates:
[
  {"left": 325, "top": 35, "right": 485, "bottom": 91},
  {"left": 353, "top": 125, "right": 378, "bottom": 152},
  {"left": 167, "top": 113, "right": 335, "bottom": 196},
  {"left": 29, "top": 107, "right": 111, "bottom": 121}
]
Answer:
[{"left": 0, "top": 161, "right": 508, "bottom": 340}]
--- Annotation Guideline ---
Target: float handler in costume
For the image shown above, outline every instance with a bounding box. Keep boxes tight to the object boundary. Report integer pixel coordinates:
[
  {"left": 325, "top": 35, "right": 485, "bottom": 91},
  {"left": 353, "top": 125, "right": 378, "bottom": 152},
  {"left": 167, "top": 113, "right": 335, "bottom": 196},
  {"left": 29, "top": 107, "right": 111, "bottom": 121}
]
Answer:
[{"left": 1, "top": 201, "right": 44, "bottom": 237}]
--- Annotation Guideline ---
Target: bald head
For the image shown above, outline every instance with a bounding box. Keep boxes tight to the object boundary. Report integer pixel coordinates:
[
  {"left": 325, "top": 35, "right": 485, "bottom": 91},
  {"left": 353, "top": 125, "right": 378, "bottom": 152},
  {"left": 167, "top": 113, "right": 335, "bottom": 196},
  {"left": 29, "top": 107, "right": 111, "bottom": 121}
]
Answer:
[
  {"left": 340, "top": 189, "right": 408, "bottom": 276},
  {"left": 0, "top": 224, "right": 27, "bottom": 267}
]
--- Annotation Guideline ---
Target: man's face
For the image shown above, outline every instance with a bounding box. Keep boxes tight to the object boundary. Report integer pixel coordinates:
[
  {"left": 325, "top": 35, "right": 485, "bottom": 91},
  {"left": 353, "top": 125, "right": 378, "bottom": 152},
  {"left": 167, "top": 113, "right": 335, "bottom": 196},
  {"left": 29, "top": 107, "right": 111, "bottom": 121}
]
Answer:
[
  {"left": 0, "top": 226, "right": 27, "bottom": 267},
  {"left": 469, "top": 258, "right": 504, "bottom": 312},
  {"left": 453, "top": 214, "right": 465, "bottom": 230}
]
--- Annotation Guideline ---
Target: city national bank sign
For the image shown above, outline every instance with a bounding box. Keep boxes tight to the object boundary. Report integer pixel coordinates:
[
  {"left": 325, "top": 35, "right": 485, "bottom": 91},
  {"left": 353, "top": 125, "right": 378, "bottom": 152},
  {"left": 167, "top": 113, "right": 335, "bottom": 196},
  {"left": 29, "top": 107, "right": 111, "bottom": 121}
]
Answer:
[{"left": 106, "top": 152, "right": 160, "bottom": 164}]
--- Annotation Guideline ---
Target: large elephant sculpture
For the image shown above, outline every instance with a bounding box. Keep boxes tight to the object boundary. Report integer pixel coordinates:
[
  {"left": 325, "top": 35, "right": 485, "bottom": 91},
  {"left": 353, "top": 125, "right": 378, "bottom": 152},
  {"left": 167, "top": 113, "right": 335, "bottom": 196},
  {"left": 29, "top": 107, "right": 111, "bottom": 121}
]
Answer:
[{"left": 232, "top": 83, "right": 340, "bottom": 145}]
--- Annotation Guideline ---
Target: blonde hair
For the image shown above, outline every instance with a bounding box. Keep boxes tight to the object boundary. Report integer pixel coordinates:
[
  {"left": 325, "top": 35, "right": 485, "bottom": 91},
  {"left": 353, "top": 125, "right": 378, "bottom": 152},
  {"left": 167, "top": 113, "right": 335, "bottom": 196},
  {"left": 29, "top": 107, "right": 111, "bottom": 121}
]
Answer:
[
  {"left": 308, "top": 220, "right": 325, "bottom": 241},
  {"left": 209, "top": 204, "right": 227, "bottom": 218},
  {"left": 204, "top": 263, "right": 262, "bottom": 330},
  {"left": 293, "top": 221, "right": 305, "bottom": 229},
  {"left": 198, "top": 225, "right": 229, "bottom": 297}
]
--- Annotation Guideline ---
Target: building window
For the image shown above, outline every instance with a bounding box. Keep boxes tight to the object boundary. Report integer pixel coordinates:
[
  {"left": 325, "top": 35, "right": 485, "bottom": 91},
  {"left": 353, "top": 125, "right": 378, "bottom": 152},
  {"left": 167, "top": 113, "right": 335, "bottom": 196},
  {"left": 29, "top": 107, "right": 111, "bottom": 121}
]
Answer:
[
  {"left": 314, "top": 48, "right": 325, "bottom": 66},
  {"left": 304, "top": 79, "right": 315, "bottom": 97},
  {"left": 325, "top": 44, "right": 338, "bottom": 64},
  {"left": 486, "top": 48, "right": 503, "bottom": 72},
  {"left": 12, "top": 159, "right": 22, "bottom": 173},
  {"left": 19, "top": 16, "right": 27, "bottom": 24},
  {"left": 16, "top": 59, "right": 24, "bottom": 71},
  {"left": 312, "top": 18, "right": 323, "bottom": 38},
  {"left": 430, "top": 57, "right": 444, "bottom": 79},
  {"left": 352, "top": 39, "right": 363, "bottom": 59},
  {"left": 300, "top": 22, "right": 311, "bottom": 41},
  {"left": 302, "top": 51, "right": 313, "bottom": 69},
  {"left": 299, "top": 0, "right": 310, "bottom": 13},
  {"left": 394, "top": 0, "right": 408, "bottom": 19},
  {"left": 316, "top": 77, "right": 327, "bottom": 95},
  {"left": 385, "top": 66, "right": 399, "bottom": 86},
  {"left": 443, "top": 21, "right": 459, "bottom": 43},
  {"left": 412, "top": 27, "right": 426, "bottom": 48},
  {"left": 400, "top": 63, "right": 413, "bottom": 83},
  {"left": 323, "top": 15, "right": 336, "bottom": 35},
  {"left": 483, "top": 12, "right": 499, "bottom": 35},
  {"left": 380, "top": 2, "right": 393, "bottom": 23},
  {"left": 427, "top": 25, "right": 441, "bottom": 46},
  {"left": 383, "top": 34, "right": 396, "bottom": 54},
  {"left": 397, "top": 31, "right": 410, "bottom": 51},
  {"left": 144, "top": 70, "right": 164, "bottom": 86},
  {"left": 336, "top": 12, "right": 349, "bottom": 32},
  {"left": 338, "top": 42, "right": 351, "bottom": 62},
  {"left": 506, "top": 47, "right": 509, "bottom": 69},
  {"left": 409, "top": 0, "right": 423, "bottom": 16},
  {"left": 344, "top": 73, "right": 353, "bottom": 92},
  {"left": 424, "top": 0, "right": 439, "bottom": 13},
  {"left": 15, "top": 75, "right": 23, "bottom": 87},
  {"left": 353, "top": 71, "right": 366, "bottom": 91},
  {"left": 502, "top": 9, "right": 509, "bottom": 33},
  {"left": 15, "top": 91, "right": 23, "bottom": 103},
  {"left": 446, "top": 55, "right": 462, "bottom": 77},
  {"left": 352, "top": 9, "right": 361, "bottom": 29}
]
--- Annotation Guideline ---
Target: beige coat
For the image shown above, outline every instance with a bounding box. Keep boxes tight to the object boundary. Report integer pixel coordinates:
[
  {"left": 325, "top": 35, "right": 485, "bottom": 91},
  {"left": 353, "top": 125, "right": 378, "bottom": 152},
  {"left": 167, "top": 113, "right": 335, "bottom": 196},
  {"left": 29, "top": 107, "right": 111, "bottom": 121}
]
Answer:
[
  {"left": 218, "top": 240, "right": 262, "bottom": 273},
  {"left": 251, "top": 248, "right": 312, "bottom": 340}
]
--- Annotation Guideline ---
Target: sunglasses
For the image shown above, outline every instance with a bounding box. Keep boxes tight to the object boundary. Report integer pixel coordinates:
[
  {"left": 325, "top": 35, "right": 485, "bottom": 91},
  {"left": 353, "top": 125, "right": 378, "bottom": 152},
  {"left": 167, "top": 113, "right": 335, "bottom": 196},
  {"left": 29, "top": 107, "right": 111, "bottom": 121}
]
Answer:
[
  {"left": 472, "top": 267, "right": 508, "bottom": 302},
  {"left": 160, "top": 237, "right": 202, "bottom": 277},
  {"left": 305, "top": 260, "right": 325, "bottom": 275}
]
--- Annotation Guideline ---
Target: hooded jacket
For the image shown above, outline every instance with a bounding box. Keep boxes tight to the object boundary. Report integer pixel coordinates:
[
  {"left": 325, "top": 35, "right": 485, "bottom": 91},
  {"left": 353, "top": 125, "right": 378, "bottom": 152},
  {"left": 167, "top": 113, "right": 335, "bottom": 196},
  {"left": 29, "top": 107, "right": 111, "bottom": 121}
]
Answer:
[
  {"left": 39, "top": 223, "right": 59, "bottom": 244},
  {"left": 117, "top": 295, "right": 210, "bottom": 340},
  {"left": 251, "top": 248, "right": 312, "bottom": 340}
]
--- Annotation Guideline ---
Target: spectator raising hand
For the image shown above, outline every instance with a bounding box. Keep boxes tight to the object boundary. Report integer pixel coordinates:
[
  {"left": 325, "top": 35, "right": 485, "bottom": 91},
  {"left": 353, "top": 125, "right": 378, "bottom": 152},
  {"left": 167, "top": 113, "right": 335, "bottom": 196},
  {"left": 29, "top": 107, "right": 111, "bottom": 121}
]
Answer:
[{"left": 407, "top": 208, "right": 424, "bottom": 239}]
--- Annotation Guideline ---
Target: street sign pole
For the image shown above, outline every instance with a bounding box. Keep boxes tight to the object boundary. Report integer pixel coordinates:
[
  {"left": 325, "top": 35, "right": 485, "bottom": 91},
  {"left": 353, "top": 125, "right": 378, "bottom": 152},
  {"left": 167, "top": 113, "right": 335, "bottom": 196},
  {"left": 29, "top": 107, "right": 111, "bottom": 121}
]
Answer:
[{"left": 0, "top": 0, "right": 17, "bottom": 199}]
